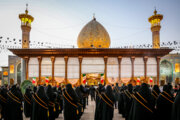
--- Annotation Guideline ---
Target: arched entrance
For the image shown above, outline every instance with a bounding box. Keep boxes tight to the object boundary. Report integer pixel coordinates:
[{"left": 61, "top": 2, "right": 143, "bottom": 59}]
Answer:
[
  {"left": 160, "top": 60, "right": 173, "bottom": 85},
  {"left": 17, "top": 63, "right": 21, "bottom": 85}
]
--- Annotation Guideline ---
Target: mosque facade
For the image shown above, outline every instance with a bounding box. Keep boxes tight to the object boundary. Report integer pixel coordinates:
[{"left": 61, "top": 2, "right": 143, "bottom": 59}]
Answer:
[{"left": 4, "top": 7, "right": 175, "bottom": 86}]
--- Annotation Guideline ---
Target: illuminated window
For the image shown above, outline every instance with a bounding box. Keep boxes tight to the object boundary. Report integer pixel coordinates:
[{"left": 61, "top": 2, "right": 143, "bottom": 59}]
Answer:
[
  {"left": 10, "top": 65, "right": 14, "bottom": 74},
  {"left": 175, "top": 63, "right": 180, "bottom": 72},
  {"left": 3, "top": 71, "right": 8, "bottom": 76}
]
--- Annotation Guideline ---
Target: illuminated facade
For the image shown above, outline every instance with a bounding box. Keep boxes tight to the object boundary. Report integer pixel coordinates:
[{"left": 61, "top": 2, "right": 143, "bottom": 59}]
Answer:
[
  {"left": 8, "top": 8, "right": 173, "bottom": 86},
  {"left": 161, "top": 54, "right": 180, "bottom": 85}
]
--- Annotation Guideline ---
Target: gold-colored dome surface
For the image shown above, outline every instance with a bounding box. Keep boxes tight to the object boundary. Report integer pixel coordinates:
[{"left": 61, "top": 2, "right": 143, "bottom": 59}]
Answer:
[{"left": 77, "top": 18, "right": 110, "bottom": 48}]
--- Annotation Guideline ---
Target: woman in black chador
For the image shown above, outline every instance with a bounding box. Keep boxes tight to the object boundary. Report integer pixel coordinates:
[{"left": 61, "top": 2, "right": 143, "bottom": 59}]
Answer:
[
  {"left": 31, "top": 86, "right": 49, "bottom": 120},
  {"left": 118, "top": 85, "right": 125, "bottom": 116},
  {"left": 171, "top": 90, "right": 180, "bottom": 120},
  {"left": 128, "top": 83, "right": 155, "bottom": 120},
  {"left": 152, "top": 85, "right": 161, "bottom": 100},
  {"left": 156, "top": 85, "right": 174, "bottom": 120},
  {"left": 52, "top": 86, "right": 61, "bottom": 119},
  {"left": 101, "top": 85, "right": 115, "bottom": 120},
  {"left": 57, "top": 87, "right": 63, "bottom": 114},
  {"left": 75, "top": 86, "right": 84, "bottom": 119},
  {"left": 7, "top": 85, "right": 23, "bottom": 120},
  {"left": 24, "top": 87, "right": 32, "bottom": 118},
  {"left": 94, "top": 84, "right": 105, "bottom": 120},
  {"left": 63, "top": 84, "right": 80, "bottom": 120},
  {"left": 123, "top": 84, "right": 133, "bottom": 120},
  {"left": 46, "top": 85, "right": 57, "bottom": 120},
  {"left": 0, "top": 86, "right": 8, "bottom": 120}
]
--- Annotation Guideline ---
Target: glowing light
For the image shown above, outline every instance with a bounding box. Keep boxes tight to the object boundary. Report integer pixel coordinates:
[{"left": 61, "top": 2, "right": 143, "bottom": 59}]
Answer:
[
  {"left": 175, "top": 63, "right": 180, "bottom": 72},
  {"left": 10, "top": 65, "right": 14, "bottom": 73}
]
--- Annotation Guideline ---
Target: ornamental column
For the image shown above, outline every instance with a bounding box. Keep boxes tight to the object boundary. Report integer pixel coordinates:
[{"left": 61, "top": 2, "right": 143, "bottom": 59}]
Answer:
[
  {"left": 78, "top": 56, "right": 83, "bottom": 85},
  {"left": 64, "top": 56, "right": 68, "bottom": 84},
  {"left": 118, "top": 56, "right": 122, "bottom": 83},
  {"left": 131, "top": 56, "right": 135, "bottom": 80},
  {"left": 156, "top": 56, "right": 161, "bottom": 85},
  {"left": 24, "top": 56, "right": 29, "bottom": 80},
  {"left": 51, "top": 56, "right": 55, "bottom": 85},
  {"left": 143, "top": 56, "right": 148, "bottom": 80},
  {"left": 37, "top": 56, "right": 42, "bottom": 85},
  {"left": 104, "top": 56, "right": 108, "bottom": 85}
]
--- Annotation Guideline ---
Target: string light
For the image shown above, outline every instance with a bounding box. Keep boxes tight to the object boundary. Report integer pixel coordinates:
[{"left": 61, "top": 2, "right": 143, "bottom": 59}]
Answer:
[{"left": 0, "top": 36, "right": 179, "bottom": 53}]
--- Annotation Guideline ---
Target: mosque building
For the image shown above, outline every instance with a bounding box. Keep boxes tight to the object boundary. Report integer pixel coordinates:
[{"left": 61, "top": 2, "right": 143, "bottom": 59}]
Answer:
[{"left": 3, "top": 6, "right": 176, "bottom": 86}]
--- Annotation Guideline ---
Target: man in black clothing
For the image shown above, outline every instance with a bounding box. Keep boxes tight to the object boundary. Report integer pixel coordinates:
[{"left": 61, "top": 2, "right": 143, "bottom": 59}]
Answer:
[
  {"left": 113, "top": 83, "right": 120, "bottom": 109},
  {"left": 90, "top": 85, "right": 96, "bottom": 101}
]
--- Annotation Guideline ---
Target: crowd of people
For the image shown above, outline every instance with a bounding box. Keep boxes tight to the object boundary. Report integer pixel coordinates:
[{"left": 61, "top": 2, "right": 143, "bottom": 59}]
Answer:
[
  {"left": 115, "top": 83, "right": 180, "bottom": 120},
  {"left": 0, "top": 83, "right": 179, "bottom": 120},
  {"left": 0, "top": 84, "right": 89, "bottom": 120}
]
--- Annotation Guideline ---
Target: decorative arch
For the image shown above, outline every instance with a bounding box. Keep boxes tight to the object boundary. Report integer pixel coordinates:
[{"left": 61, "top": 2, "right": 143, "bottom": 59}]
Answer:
[{"left": 160, "top": 60, "right": 173, "bottom": 84}]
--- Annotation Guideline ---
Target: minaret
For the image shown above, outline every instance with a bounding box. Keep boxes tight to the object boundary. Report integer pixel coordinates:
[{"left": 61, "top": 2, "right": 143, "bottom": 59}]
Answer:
[
  {"left": 148, "top": 9, "right": 163, "bottom": 49},
  {"left": 19, "top": 4, "right": 34, "bottom": 48}
]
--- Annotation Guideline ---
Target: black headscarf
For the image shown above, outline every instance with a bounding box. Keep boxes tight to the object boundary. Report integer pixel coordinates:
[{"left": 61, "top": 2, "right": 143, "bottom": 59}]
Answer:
[
  {"left": 37, "top": 86, "right": 47, "bottom": 99},
  {"left": 139, "top": 83, "right": 152, "bottom": 101},
  {"left": 163, "top": 85, "right": 170, "bottom": 93},
  {"left": 33, "top": 86, "right": 37, "bottom": 93},
  {"left": 105, "top": 85, "right": 115, "bottom": 102},
  {"left": 152, "top": 85, "right": 160, "bottom": 95},
  {"left": 127, "top": 84, "right": 133, "bottom": 93}
]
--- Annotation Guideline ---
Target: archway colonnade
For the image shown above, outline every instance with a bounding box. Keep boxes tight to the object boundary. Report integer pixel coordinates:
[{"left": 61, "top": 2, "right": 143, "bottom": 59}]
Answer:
[{"left": 24, "top": 56, "right": 161, "bottom": 85}]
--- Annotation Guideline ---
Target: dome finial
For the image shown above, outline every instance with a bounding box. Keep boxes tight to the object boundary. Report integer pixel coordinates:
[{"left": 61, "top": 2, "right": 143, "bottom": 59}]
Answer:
[
  {"left": 93, "top": 13, "right": 96, "bottom": 20},
  {"left": 25, "top": 3, "right": 28, "bottom": 14},
  {"left": 154, "top": 7, "right": 157, "bottom": 15}
]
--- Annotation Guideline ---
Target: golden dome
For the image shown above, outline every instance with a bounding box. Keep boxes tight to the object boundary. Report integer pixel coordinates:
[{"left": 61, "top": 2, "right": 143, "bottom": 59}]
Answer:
[{"left": 77, "top": 18, "right": 110, "bottom": 48}]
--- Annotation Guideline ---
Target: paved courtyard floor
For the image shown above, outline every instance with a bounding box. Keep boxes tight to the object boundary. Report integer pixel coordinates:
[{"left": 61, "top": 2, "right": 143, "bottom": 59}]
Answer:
[{"left": 24, "top": 98, "right": 125, "bottom": 120}]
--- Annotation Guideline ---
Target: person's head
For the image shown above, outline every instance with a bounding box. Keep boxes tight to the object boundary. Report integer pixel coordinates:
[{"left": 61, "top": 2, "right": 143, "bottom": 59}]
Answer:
[
  {"left": 139, "top": 83, "right": 151, "bottom": 99},
  {"left": 127, "top": 84, "right": 133, "bottom": 92},
  {"left": 152, "top": 85, "right": 160, "bottom": 94},
  {"left": 37, "top": 86, "right": 46, "bottom": 96},
  {"left": 167, "top": 83, "right": 173, "bottom": 91},
  {"left": 116, "top": 83, "right": 118, "bottom": 86},
  {"left": 163, "top": 85, "right": 170, "bottom": 93},
  {"left": 106, "top": 85, "right": 113, "bottom": 94},
  {"left": 133, "top": 85, "right": 140, "bottom": 93}
]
